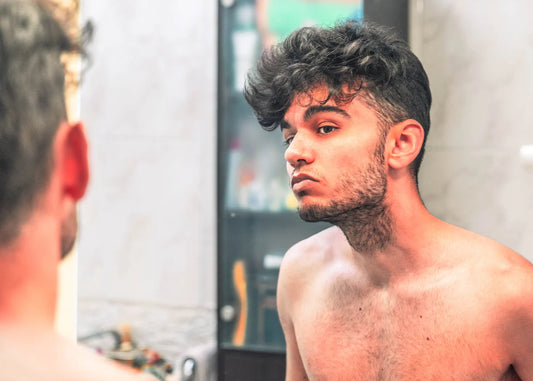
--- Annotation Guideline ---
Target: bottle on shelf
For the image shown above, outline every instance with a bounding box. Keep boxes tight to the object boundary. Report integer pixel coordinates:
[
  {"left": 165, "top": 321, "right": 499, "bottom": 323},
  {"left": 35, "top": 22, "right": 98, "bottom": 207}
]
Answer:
[
  {"left": 225, "top": 138, "right": 242, "bottom": 210},
  {"left": 232, "top": 1, "right": 258, "bottom": 92}
]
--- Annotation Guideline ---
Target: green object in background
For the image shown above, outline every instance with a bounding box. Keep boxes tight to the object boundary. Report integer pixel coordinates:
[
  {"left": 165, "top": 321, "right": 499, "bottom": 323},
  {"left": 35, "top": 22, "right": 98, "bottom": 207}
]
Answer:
[{"left": 267, "top": 0, "right": 364, "bottom": 41}]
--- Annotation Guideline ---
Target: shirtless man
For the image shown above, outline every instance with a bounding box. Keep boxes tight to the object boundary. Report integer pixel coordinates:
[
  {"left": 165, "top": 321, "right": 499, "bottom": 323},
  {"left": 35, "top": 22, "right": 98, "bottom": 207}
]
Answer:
[
  {"left": 244, "top": 21, "right": 533, "bottom": 380},
  {"left": 0, "top": 1, "right": 152, "bottom": 379}
]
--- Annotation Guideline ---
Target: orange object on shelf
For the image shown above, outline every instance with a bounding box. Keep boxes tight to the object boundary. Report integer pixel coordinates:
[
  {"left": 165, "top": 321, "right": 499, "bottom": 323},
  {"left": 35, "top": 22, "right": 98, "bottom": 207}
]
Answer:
[{"left": 232, "top": 260, "right": 247, "bottom": 346}]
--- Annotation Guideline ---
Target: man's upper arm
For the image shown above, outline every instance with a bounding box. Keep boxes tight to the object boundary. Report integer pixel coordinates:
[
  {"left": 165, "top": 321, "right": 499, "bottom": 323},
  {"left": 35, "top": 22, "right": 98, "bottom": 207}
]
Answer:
[
  {"left": 507, "top": 268, "right": 533, "bottom": 379},
  {"left": 277, "top": 246, "right": 309, "bottom": 380}
]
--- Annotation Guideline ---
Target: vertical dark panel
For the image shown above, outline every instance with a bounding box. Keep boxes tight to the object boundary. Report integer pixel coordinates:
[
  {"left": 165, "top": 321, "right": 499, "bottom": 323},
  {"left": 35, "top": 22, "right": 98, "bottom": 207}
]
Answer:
[
  {"left": 220, "top": 350, "right": 286, "bottom": 381},
  {"left": 364, "top": 0, "right": 409, "bottom": 42}
]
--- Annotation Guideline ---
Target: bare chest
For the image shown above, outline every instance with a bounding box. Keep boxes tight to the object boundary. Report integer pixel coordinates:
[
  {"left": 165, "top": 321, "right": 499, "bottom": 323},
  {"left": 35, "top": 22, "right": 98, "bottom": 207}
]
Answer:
[{"left": 294, "top": 285, "right": 515, "bottom": 381}]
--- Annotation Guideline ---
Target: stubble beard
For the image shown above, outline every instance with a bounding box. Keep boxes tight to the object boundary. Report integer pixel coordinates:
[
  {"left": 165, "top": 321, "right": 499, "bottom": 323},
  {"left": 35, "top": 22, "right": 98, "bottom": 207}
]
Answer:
[
  {"left": 60, "top": 205, "right": 78, "bottom": 259},
  {"left": 297, "top": 142, "right": 393, "bottom": 254}
]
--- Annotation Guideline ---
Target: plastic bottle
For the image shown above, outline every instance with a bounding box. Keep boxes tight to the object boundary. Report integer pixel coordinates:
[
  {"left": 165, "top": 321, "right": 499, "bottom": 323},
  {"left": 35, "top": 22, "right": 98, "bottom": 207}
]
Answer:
[{"left": 225, "top": 138, "right": 241, "bottom": 210}]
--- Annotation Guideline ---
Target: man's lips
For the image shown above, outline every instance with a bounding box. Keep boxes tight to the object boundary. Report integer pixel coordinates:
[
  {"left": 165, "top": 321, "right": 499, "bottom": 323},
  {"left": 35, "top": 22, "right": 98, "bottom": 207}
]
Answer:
[{"left": 291, "top": 173, "right": 318, "bottom": 188}]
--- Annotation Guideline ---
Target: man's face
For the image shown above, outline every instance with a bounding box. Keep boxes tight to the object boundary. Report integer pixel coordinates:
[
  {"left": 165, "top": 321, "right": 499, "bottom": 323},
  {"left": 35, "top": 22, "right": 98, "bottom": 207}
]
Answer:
[{"left": 281, "top": 86, "right": 388, "bottom": 223}]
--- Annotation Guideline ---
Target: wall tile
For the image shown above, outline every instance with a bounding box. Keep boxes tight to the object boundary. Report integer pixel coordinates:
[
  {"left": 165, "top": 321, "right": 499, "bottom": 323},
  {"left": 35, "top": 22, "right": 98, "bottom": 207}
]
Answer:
[
  {"left": 78, "top": 137, "right": 216, "bottom": 307},
  {"left": 421, "top": 0, "right": 533, "bottom": 149},
  {"left": 77, "top": 0, "right": 217, "bottom": 357},
  {"left": 420, "top": 147, "right": 533, "bottom": 261}
]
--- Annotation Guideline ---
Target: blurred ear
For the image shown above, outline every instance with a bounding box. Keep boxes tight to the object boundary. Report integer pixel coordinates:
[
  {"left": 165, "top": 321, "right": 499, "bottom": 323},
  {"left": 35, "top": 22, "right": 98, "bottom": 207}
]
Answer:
[
  {"left": 386, "top": 119, "right": 425, "bottom": 170},
  {"left": 57, "top": 121, "right": 89, "bottom": 201}
]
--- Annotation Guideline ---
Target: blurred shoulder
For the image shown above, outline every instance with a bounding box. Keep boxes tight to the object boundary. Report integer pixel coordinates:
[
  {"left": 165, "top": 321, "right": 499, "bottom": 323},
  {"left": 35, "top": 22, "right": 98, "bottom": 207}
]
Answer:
[
  {"left": 0, "top": 330, "right": 155, "bottom": 381},
  {"left": 68, "top": 342, "right": 158, "bottom": 381}
]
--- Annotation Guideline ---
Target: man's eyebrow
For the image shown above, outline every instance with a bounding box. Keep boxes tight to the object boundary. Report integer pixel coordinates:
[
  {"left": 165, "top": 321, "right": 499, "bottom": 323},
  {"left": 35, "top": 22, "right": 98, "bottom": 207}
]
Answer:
[
  {"left": 280, "top": 105, "right": 350, "bottom": 130},
  {"left": 304, "top": 105, "right": 350, "bottom": 121}
]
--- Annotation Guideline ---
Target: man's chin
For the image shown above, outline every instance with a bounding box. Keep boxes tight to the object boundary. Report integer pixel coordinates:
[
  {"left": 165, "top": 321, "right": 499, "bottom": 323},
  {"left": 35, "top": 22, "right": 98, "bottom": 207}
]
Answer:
[
  {"left": 297, "top": 198, "right": 365, "bottom": 224},
  {"left": 298, "top": 210, "right": 322, "bottom": 222},
  {"left": 297, "top": 202, "right": 337, "bottom": 223}
]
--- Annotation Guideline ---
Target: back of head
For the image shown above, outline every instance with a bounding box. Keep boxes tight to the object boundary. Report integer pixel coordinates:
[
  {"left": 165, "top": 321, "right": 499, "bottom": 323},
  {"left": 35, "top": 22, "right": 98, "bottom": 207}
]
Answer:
[
  {"left": 0, "top": 0, "right": 74, "bottom": 244},
  {"left": 244, "top": 20, "right": 432, "bottom": 179}
]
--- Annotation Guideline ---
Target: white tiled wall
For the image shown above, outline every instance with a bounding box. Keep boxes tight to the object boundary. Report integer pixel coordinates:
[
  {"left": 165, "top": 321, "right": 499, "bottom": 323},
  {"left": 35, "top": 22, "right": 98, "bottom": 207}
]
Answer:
[
  {"left": 77, "top": 0, "right": 217, "bottom": 362},
  {"left": 417, "top": 0, "right": 533, "bottom": 261}
]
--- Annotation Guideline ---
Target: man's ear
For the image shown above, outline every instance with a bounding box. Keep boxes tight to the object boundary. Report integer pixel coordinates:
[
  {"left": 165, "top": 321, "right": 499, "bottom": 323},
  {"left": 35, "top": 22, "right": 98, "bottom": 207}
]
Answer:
[
  {"left": 386, "top": 119, "right": 425, "bottom": 170},
  {"left": 57, "top": 121, "right": 89, "bottom": 201}
]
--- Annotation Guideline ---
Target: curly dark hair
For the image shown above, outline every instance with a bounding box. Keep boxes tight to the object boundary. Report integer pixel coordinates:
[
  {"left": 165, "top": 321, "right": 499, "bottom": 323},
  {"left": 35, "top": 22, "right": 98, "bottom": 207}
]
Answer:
[
  {"left": 0, "top": 0, "right": 90, "bottom": 244},
  {"left": 244, "top": 20, "right": 432, "bottom": 180}
]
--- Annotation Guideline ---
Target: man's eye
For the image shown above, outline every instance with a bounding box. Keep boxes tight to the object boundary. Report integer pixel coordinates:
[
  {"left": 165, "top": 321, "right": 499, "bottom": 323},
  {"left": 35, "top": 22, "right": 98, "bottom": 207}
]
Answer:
[
  {"left": 283, "top": 137, "right": 294, "bottom": 147},
  {"left": 318, "top": 126, "right": 337, "bottom": 134}
]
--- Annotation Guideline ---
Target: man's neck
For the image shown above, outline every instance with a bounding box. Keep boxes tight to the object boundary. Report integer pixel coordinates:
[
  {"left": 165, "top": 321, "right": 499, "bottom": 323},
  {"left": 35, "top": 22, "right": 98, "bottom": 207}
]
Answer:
[
  {"left": 336, "top": 188, "right": 443, "bottom": 285},
  {"left": 0, "top": 215, "right": 60, "bottom": 328},
  {"left": 334, "top": 201, "right": 395, "bottom": 255}
]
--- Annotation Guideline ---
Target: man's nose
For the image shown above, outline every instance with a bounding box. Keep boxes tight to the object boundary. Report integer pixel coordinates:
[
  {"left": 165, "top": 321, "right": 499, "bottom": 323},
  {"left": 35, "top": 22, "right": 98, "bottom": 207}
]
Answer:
[{"left": 284, "top": 133, "right": 314, "bottom": 167}]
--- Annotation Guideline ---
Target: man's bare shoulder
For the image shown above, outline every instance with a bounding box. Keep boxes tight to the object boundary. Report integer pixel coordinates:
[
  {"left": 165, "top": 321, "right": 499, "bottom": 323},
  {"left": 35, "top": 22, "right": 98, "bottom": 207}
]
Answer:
[
  {"left": 453, "top": 224, "right": 532, "bottom": 274},
  {"left": 446, "top": 223, "right": 533, "bottom": 301},
  {"left": 282, "top": 226, "right": 349, "bottom": 273},
  {"left": 0, "top": 330, "right": 154, "bottom": 381},
  {"left": 61, "top": 340, "right": 157, "bottom": 381},
  {"left": 464, "top": 233, "right": 533, "bottom": 375},
  {"left": 277, "top": 226, "right": 352, "bottom": 307},
  {"left": 480, "top": 238, "right": 533, "bottom": 307}
]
